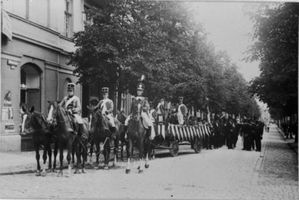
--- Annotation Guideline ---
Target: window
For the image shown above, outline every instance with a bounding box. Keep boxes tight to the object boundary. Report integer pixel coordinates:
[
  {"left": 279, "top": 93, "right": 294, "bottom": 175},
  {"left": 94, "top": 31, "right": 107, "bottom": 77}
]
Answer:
[
  {"left": 65, "top": 0, "right": 73, "bottom": 37},
  {"left": 83, "top": 5, "right": 93, "bottom": 26}
]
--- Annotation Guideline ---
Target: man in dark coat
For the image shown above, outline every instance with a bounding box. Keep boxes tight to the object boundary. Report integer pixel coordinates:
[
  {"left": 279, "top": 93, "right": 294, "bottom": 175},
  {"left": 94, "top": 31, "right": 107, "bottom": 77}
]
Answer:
[{"left": 254, "top": 120, "right": 264, "bottom": 152}]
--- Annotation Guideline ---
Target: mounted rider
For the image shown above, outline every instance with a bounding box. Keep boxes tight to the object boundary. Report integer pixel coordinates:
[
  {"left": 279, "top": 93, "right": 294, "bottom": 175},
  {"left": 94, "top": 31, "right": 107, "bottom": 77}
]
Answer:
[
  {"left": 177, "top": 96, "right": 188, "bottom": 125},
  {"left": 99, "top": 87, "right": 116, "bottom": 135},
  {"left": 124, "top": 75, "right": 155, "bottom": 139},
  {"left": 59, "top": 83, "right": 85, "bottom": 135}
]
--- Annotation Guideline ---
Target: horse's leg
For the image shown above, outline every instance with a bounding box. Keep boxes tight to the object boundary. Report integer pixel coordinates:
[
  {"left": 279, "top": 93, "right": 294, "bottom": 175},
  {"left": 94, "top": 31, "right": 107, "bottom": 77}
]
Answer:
[
  {"left": 88, "top": 140, "right": 94, "bottom": 165},
  {"left": 71, "top": 143, "right": 75, "bottom": 166},
  {"left": 74, "top": 139, "right": 81, "bottom": 174},
  {"left": 35, "top": 144, "right": 41, "bottom": 176},
  {"left": 47, "top": 143, "right": 52, "bottom": 170},
  {"left": 82, "top": 141, "right": 87, "bottom": 173},
  {"left": 66, "top": 138, "right": 73, "bottom": 177},
  {"left": 120, "top": 141, "right": 124, "bottom": 161},
  {"left": 96, "top": 141, "right": 100, "bottom": 166},
  {"left": 53, "top": 141, "right": 58, "bottom": 172},
  {"left": 113, "top": 138, "right": 119, "bottom": 167},
  {"left": 104, "top": 137, "right": 110, "bottom": 170},
  {"left": 137, "top": 138, "right": 144, "bottom": 174},
  {"left": 144, "top": 138, "right": 150, "bottom": 169},
  {"left": 125, "top": 138, "right": 132, "bottom": 174},
  {"left": 58, "top": 144, "right": 64, "bottom": 177},
  {"left": 41, "top": 148, "right": 47, "bottom": 176}
]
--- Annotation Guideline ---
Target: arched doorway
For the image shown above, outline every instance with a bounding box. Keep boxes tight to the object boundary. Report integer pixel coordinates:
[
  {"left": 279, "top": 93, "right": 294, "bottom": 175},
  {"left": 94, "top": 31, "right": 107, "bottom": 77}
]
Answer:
[{"left": 20, "top": 63, "right": 42, "bottom": 112}]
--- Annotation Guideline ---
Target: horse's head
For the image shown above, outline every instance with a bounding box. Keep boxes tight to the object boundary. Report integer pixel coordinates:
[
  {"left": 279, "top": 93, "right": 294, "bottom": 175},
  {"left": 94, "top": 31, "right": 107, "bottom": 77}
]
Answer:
[
  {"left": 87, "top": 104, "right": 105, "bottom": 133},
  {"left": 21, "top": 105, "right": 42, "bottom": 133},
  {"left": 47, "top": 101, "right": 59, "bottom": 125}
]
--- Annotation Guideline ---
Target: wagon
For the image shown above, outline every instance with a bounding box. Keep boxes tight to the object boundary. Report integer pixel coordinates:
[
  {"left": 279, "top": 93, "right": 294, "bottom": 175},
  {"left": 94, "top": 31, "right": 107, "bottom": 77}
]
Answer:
[{"left": 151, "top": 121, "right": 212, "bottom": 157}]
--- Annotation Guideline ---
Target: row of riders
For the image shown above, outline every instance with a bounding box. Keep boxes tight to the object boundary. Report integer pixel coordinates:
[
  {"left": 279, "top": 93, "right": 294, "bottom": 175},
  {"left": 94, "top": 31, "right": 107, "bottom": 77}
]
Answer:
[
  {"left": 21, "top": 79, "right": 265, "bottom": 176},
  {"left": 20, "top": 79, "right": 191, "bottom": 176}
]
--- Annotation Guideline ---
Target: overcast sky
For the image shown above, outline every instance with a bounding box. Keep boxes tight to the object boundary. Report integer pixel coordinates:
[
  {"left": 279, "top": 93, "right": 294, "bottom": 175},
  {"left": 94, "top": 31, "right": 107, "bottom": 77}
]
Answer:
[{"left": 183, "top": 1, "right": 274, "bottom": 82}]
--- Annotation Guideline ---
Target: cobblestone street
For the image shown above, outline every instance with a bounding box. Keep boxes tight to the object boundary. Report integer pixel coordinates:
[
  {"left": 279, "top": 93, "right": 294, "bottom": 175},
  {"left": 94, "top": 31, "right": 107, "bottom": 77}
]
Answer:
[{"left": 0, "top": 124, "right": 297, "bottom": 199}]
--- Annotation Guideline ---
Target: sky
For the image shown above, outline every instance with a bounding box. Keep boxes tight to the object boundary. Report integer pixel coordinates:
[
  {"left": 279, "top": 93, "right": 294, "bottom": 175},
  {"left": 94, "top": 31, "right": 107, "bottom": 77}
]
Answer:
[{"left": 183, "top": 1, "right": 269, "bottom": 82}]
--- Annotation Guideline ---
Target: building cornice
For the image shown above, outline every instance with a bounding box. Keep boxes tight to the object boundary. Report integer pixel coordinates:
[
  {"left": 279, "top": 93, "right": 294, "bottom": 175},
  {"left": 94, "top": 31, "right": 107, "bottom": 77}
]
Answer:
[{"left": 8, "top": 12, "right": 74, "bottom": 43}]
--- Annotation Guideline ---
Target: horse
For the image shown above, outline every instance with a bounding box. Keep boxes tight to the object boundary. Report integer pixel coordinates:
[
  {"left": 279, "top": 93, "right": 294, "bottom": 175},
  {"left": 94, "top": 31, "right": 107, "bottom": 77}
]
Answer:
[
  {"left": 88, "top": 105, "right": 119, "bottom": 169},
  {"left": 22, "top": 105, "right": 58, "bottom": 176},
  {"left": 125, "top": 98, "right": 152, "bottom": 174},
  {"left": 46, "top": 101, "right": 88, "bottom": 176},
  {"left": 116, "top": 110, "right": 130, "bottom": 161}
]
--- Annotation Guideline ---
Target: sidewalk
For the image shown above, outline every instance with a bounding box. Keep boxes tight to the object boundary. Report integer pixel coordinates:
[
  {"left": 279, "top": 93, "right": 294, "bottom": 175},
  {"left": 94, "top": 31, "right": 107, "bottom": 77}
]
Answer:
[
  {"left": 255, "top": 124, "right": 298, "bottom": 200},
  {"left": 0, "top": 151, "right": 36, "bottom": 175},
  {"left": 276, "top": 126, "right": 298, "bottom": 154}
]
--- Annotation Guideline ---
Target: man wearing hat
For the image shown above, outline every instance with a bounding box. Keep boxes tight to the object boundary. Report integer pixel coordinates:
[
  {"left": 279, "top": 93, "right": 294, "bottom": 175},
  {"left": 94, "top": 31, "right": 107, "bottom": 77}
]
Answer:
[
  {"left": 99, "top": 87, "right": 116, "bottom": 132},
  {"left": 177, "top": 96, "right": 188, "bottom": 125},
  {"left": 124, "top": 78, "right": 155, "bottom": 139},
  {"left": 59, "top": 83, "right": 85, "bottom": 135}
]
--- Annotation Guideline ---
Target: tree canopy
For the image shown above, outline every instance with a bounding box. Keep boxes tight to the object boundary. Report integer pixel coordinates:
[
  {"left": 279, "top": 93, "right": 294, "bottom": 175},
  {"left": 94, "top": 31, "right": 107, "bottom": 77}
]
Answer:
[
  {"left": 247, "top": 3, "right": 298, "bottom": 119},
  {"left": 70, "top": 0, "right": 260, "bottom": 118}
]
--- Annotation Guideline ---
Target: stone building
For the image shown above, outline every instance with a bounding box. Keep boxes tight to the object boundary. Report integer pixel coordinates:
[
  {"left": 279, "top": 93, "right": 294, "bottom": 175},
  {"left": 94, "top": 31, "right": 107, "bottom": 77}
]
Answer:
[{"left": 0, "top": 0, "right": 88, "bottom": 151}]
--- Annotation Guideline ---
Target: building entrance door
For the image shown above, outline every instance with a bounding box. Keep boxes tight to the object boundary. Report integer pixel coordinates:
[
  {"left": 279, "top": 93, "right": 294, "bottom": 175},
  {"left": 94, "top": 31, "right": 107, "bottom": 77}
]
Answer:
[{"left": 20, "top": 63, "right": 41, "bottom": 112}]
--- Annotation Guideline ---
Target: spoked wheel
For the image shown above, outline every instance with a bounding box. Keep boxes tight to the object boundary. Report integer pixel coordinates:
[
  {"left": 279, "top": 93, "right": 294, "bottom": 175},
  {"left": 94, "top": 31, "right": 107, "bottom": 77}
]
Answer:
[
  {"left": 169, "top": 140, "right": 179, "bottom": 157},
  {"left": 193, "top": 137, "right": 202, "bottom": 153}
]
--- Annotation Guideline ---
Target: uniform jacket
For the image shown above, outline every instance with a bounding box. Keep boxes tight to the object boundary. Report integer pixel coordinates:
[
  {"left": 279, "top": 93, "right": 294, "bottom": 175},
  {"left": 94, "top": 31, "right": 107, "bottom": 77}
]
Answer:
[
  {"left": 177, "top": 103, "right": 188, "bottom": 116},
  {"left": 130, "top": 96, "right": 150, "bottom": 115},
  {"left": 100, "top": 98, "right": 114, "bottom": 115},
  {"left": 59, "top": 95, "right": 81, "bottom": 114}
]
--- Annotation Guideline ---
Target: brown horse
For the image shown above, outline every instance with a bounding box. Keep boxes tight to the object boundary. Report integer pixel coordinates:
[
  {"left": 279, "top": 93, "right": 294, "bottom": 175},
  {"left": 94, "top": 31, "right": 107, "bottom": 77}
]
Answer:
[
  {"left": 47, "top": 101, "right": 88, "bottom": 176},
  {"left": 125, "top": 98, "right": 151, "bottom": 174},
  {"left": 22, "top": 105, "right": 58, "bottom": 176},
  {"left": 88, "top": 105, "right": 121, "bottom": 169}
]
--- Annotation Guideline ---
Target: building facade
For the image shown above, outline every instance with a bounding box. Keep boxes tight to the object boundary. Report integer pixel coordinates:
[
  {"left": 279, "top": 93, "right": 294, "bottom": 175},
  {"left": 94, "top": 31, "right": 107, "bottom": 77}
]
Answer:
[{"left": 0, "top": 0, "right": 86, "bottom": 151}]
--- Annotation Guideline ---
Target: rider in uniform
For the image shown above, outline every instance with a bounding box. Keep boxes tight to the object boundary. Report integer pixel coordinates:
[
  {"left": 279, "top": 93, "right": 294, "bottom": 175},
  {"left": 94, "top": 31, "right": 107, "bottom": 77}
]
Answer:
[
  {"left": 124, "top": 78, "right": 155, "bottom": 139},
  {"left": 177, "top": 96, "right": 188, "bottom": 125},
  {"left": 99, "top": 87, "right": 116, "bottom": 135},
  {"left": 59, "top": 83, "right": 85, "bottom": 137}
]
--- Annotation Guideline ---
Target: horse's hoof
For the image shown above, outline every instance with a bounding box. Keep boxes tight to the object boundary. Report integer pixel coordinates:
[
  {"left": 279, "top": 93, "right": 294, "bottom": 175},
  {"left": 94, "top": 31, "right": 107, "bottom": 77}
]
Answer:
[
  {"left": 138, "top": 169, "right": 143, "bottom": 174},
  {"left": 41, "top": 171, "right": 47, "bottom": 177},
  {"left": 145, "top": 164, "right": 150, "bottom": 169},
  {"left": 51, "top": 169, "right": 57, "bottom": 173},
  {"left": 81, "top": 169, "right": 86, "bottom": 173},
  {"left": 104, "top": 165, "right": 109, "bottom": 170},
  {"left": 74, "top": 169, "right": 81, "bottom": 174},
  {"left": 35, "top": 171, "right": 41, "bottom": 176},
  {"left": 125, "top": 169, "right": 131, "bottom": 174}
]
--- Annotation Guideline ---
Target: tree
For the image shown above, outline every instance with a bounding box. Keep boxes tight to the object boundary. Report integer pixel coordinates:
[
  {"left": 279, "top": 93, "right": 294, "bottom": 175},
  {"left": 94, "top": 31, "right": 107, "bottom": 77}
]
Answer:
[
  {"left": 70, "top": 0, "right": 260, "bottom": 119},
  {"left": 248, "top": 3, "right": 298, "bottom": 117}
]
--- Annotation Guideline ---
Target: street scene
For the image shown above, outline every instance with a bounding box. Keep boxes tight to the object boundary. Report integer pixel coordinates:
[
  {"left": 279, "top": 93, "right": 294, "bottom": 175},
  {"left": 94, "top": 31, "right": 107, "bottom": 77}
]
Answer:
[
  {"left": 0, "top": 124, "right": 298, "bottom": 199},
  {"left": 0, "top": 0, "right": 298, "bottom": 199}
]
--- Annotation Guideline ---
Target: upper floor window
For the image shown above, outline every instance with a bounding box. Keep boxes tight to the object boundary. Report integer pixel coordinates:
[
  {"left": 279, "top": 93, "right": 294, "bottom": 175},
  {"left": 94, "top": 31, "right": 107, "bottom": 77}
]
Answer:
[{"left": 65, "top": 0, "right": 73, "bottom": 37}]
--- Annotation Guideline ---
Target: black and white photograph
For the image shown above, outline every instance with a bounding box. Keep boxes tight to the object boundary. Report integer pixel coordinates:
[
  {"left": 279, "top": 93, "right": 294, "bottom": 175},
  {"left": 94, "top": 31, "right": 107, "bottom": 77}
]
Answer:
[{"left": 0, "top": 0, "right": 298, "bottom": 199}]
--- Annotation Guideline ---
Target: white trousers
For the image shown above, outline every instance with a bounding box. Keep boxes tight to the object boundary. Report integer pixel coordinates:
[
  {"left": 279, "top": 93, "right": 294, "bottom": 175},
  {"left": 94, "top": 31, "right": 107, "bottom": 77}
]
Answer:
[
  {"left": 73, "top": 114, "right": 83, "bottom": 124},
  {"left": 177, "top": 113, "right": 184, "bottom": 125}
]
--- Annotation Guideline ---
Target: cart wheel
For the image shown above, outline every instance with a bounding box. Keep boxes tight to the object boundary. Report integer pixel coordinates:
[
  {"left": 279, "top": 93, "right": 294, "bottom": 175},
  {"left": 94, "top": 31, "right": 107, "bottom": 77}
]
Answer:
[
  {"left": 169, "top": 141, "right": 179, "bottom": 157},
  {"left": 193, "top": 138, "right": 202, "bottom": 153}
]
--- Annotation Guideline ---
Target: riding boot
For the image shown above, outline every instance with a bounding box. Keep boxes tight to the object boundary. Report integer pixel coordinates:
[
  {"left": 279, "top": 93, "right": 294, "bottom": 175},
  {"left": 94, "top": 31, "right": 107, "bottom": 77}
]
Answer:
[
  {"left": 111, "top": 127, "right": 116, "bottom": 139},
  {"left": 124, "top": 126, "right": 128, "bottom": 140},
  {"left": 146, "top": 127, "right": 151, "bottom": 138}
]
